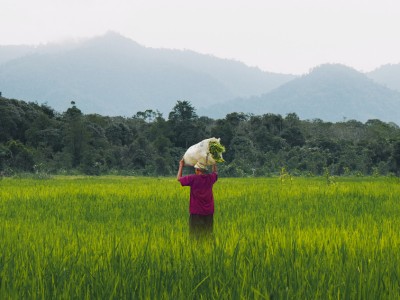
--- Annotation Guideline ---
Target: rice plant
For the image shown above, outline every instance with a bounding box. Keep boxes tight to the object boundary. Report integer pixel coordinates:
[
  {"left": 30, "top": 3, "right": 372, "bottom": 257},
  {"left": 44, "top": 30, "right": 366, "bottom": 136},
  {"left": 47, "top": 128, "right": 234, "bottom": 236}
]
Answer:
[{"left": 0, "top": 176, "right": 399, "bottom": 299}]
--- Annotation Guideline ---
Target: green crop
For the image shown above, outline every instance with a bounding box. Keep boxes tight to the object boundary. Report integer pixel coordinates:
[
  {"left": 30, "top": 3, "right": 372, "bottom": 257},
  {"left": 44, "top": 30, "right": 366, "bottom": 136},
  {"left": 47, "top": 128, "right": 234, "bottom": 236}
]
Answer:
[
  {"left": 209, "top": 140, "right": 226, "bottom": 163},
  {"left": 0, "top": 176, "right": 399, "bottom": 299}
]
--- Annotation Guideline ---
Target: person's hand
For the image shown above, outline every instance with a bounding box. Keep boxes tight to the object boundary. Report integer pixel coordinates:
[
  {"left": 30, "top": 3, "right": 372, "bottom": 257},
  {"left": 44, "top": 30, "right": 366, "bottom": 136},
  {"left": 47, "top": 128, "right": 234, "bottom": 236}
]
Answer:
[
  {"left": 177, "top": 159, "right": 185, "bottom": 181},
  {"left": 212, "top": 163, "right": 218, "bottom": 172}
]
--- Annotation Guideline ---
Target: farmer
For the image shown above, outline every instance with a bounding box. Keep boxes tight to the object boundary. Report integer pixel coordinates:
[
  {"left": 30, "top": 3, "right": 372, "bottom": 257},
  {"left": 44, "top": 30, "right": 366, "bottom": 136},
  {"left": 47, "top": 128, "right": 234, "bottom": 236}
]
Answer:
[{"left": 177, "top": 159, "right": 218, "bottom": 238}]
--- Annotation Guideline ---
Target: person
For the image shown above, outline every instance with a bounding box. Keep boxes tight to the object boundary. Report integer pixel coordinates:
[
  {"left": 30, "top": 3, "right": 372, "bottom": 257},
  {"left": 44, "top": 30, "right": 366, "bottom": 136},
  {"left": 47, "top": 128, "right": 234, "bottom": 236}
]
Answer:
[{"left": 177, "top": 159, "right": 218, "bottom": 238}]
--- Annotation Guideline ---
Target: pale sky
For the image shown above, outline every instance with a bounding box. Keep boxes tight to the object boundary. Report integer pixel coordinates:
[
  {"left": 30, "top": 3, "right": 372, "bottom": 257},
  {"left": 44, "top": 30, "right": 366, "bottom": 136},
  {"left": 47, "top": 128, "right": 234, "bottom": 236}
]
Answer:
[{"left": 1, "top": 0, "right": 400, "bottom": 75}]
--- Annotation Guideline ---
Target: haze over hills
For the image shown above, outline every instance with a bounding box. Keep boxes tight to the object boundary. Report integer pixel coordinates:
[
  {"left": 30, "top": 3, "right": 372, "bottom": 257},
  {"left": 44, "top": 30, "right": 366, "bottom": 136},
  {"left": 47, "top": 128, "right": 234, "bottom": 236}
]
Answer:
[
  {"left": 0, "top": 32, "right": 295, "bottom": 116},
  {"left": 199, "top": 64, "right": 400, "bottom": 124},
  {"left": 1, "top": 32, "right": 400, "bottom": 124},
  {"left": 0, "top": 45, "right": 36, "bottom": 65},
  {"left": 0, "top": 41, "right": 84, "bottom": 65},
  {"left": 367, "top": 64, "right": 400, "bottom": 93}
]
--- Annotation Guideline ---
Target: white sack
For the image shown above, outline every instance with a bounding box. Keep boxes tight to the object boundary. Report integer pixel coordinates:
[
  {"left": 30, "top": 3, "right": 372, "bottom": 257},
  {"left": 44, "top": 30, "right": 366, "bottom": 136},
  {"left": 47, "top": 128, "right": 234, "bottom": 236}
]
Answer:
[{"left": 183, "top": 137, "right": 221, "bottom": 166}]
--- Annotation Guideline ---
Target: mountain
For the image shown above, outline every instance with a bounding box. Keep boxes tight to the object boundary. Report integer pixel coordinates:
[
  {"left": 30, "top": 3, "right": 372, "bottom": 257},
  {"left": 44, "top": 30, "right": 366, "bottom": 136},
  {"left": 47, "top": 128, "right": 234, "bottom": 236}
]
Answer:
[
  {"left": 199, "top": 64, "right": 400, "bottom": 123},
  {"left": 0, "top": 32, "right": 295, "bottom": 116},
  {"left": 0, "top": 45, "right": 36, "bottom": 65},
  {"left": 0, "top": 42, "right": 83, "bottom": 65},
  {"left": 367, "top": 63, "right": 400, "bottom": 92}
]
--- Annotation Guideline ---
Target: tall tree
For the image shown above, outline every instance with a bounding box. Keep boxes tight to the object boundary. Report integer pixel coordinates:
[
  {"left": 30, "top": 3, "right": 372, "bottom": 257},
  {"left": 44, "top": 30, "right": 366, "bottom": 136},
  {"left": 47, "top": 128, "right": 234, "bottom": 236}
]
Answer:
[
  {"left": 62, "top": 102, "right": 88, "bottom": 168},
  {"left": 168, "top": 100, "right": 198, "bottom": 122},
  {"left": 392, "top": 140, "right": 400, "bottom": 175},
  {"left": 168, "top": 100, "right": 202, "bottom": 148}
]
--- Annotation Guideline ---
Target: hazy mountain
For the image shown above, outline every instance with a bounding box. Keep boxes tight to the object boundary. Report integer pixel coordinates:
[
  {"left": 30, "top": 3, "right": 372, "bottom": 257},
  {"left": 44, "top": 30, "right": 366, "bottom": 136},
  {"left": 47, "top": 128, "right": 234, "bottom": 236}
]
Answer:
[
  {"left": 0, "top": 32, "right": 295, "bottom": 116},
  {"left": 367, "top": 63, "right": 400, "bottom": 92},
  {"left": 0, "top": 45, "right": 35, "bottom": 65},
  {"left": 200, "top": 64, "right": 400, "bottom": 123},
  {"left": 0, "top": 42, "right": 82, "bottom": 65}
]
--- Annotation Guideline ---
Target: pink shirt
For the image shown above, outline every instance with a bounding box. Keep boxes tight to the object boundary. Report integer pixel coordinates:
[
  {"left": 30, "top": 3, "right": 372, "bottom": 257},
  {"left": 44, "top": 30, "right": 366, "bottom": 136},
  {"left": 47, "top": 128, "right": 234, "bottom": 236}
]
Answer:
[{"left": 179, "top": 172, "right": 218, "bottom": 215}]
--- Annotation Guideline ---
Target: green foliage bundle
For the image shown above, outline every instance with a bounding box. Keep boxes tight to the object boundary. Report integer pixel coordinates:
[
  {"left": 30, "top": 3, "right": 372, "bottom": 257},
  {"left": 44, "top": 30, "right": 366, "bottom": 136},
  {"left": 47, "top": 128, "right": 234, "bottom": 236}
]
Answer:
[{"left": 209, "top": 140, "right": 226, "bottom": 163}]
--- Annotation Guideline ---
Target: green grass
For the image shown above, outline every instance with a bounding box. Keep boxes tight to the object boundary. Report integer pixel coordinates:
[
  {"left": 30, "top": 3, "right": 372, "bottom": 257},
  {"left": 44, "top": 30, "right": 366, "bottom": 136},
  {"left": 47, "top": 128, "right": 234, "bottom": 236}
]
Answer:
[{"left": 0, "top": 176, "right": 399, "bottom": 299}]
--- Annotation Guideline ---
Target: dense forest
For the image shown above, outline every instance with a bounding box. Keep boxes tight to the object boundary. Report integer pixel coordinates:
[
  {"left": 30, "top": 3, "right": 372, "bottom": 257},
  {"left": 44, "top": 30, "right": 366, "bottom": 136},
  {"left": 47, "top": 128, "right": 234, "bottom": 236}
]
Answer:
[{"left": 1, "top": 97, "right": 400, "bottom": 177}]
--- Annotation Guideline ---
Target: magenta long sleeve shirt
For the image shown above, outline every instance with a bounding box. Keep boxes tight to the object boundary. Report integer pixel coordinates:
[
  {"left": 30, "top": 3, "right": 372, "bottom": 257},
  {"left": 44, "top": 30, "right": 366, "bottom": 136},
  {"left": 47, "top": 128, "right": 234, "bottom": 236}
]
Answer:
[{"left": 179, "top": 172, "right": 218, "bottom": 215}]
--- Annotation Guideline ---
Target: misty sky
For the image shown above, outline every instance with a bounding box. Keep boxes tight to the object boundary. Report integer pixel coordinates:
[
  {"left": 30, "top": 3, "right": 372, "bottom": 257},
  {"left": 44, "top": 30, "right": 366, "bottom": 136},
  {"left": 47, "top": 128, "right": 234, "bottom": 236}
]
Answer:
[{"left": 1, "top": 0, "right": 400, "bottom": 74}]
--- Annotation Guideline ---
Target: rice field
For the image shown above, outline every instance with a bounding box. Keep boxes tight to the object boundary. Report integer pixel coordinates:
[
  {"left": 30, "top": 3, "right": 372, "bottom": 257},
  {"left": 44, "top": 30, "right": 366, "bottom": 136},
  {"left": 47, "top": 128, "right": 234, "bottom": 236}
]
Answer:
[{"left": 0, "top": 175, "right": 399, "bottom": 299}]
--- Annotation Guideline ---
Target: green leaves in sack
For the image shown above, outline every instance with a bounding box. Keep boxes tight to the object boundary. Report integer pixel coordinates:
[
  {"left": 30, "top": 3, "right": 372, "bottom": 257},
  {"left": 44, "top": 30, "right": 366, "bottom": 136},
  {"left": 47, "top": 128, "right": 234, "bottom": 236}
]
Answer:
[{"left": 209, "top": 141, "right": 226, "bottom": 163}]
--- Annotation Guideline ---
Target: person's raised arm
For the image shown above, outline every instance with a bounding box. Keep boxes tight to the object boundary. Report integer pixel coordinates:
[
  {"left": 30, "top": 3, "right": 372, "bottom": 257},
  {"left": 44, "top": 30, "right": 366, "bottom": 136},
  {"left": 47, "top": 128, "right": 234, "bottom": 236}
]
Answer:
[{"left": 177, "top": 159, "right": 184, "bottom": 181}]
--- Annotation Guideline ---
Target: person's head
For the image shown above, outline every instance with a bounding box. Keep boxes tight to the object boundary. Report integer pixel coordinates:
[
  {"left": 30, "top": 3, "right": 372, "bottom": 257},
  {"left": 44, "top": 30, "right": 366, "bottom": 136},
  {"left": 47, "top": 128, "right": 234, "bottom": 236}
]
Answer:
[{"left": 194, "top": 162, "right": 207, "bottom": 174}]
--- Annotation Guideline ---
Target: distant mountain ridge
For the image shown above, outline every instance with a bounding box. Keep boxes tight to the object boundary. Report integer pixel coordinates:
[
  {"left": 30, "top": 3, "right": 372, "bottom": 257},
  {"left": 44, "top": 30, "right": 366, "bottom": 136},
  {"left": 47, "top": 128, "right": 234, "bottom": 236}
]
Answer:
[
  {"left": 200, "top": 64, "right": 400, "bottom": 124},
  {"left": 0, "top": 32, "right": 295, "bottom": 116},
  {"left": 367, "top": 63, "right": 400, "bottom": 93},
  {"left": 1, "top": 33, "right": 400, "bottom": 123}
]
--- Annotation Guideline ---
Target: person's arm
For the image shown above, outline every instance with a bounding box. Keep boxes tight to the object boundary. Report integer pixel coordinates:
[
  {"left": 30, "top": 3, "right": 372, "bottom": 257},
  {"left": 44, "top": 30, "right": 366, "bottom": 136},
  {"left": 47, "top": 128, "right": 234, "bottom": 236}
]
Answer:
[
  {"left": 177, "top": 159, "right": 184, "bottom": 181},
  {"left": 212, "top": 163, "right": 218, "bottom": 174}
]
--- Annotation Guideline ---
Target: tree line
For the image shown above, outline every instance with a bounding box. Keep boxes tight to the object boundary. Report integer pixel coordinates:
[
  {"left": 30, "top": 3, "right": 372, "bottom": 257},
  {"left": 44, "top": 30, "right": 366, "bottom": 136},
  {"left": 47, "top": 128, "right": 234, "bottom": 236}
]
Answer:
[{"left": 1, "top": 97, "right": 400, "bottom": 177}]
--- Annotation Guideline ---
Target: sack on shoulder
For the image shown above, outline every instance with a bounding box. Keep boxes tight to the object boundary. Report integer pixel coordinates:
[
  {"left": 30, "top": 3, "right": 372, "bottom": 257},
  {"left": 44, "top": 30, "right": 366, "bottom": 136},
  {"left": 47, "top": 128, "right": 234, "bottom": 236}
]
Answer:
[{"left": 183, "top": 137, "right": 225, "bottom": 166}]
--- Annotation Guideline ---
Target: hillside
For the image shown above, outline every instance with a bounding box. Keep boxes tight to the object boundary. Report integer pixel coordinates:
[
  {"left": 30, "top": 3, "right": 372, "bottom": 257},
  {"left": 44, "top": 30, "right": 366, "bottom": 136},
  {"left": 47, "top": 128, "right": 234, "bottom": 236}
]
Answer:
[
  {"left": 0, "top": 45, "right": 36, "bottom": 65},
  {"left": 0, "top": 32, "right": 295, "bottom": 116},
  {"left": 367, "top": 63, "right": 400, "bottom": 93},
  {"left": 200, "top": 64, "right": 400, "bottom": 123}
]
